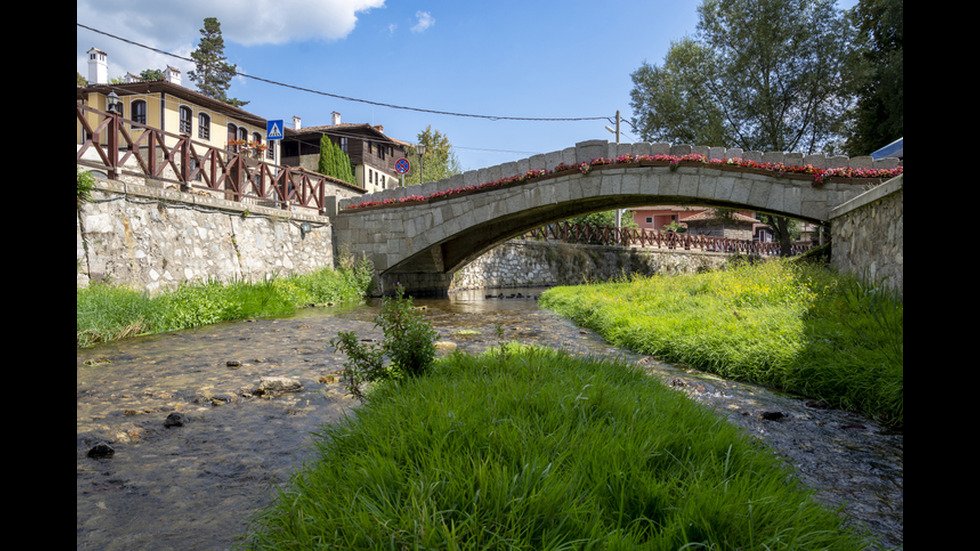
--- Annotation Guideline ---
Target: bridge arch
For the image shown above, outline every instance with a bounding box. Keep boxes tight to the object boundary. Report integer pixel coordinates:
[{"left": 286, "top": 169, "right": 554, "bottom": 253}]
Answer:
[{"left": 333, "top": 140, "right": 900, "bottom": 294}]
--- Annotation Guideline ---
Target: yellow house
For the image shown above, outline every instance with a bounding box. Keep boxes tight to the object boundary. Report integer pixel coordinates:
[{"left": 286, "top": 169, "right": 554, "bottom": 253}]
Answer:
[{"left": 77, "top": 47, "right": 279, "bottom": 167}]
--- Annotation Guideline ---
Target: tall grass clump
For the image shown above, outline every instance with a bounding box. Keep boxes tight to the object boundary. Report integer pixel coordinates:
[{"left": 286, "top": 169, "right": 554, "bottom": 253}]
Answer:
[
  {"left": 539, "top": 260, "right": 903, "bottom": 428},
  {"left": 239, "top": 346, "right": 874, "bottom": 550},
  {"left": 76, "top": 284, "right": 155, "bottom": 347},
  {"left": 77, "top": 255, "right": 374, "bottom": 348}
]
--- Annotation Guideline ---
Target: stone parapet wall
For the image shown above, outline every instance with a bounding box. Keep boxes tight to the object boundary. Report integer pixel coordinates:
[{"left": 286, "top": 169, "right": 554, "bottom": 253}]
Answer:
[
  {"left": 340, "top": 139, "right": 901, "bottom": 211},
  {"left": 77, "top": 176, "right": 335, "bottom": 295},
  {"left": 830, "top": 176, "right": 903, "bottom": 294},
  {"left": 450, "top": 239, "right": 730, "bottom": 292}
]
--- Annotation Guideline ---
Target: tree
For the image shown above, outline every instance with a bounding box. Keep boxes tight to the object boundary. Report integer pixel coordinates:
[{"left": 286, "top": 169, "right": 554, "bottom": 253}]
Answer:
[
  {"left": 404, "top": 126, "right": 461, "bottom": 185},
  {"left": 188, "top": 17, "right": 248, "bottom": 107},
  {"left": 569, "top": 210, "right": 637, "bottom": 229},
  {"left": 629, "top": 38, "right": 727, "bottom": 146},
  {"left": 317, "top": 135, "right": 356, "bottom": 186},
  {"left": 844, "top": 0, "right": 903, "bottom": 156},
  {"left": 629, "top": 0, "right": 854, "bottom": 255},
  {"left": 139, "top": 68, "right": 164, "bottom": 81}
]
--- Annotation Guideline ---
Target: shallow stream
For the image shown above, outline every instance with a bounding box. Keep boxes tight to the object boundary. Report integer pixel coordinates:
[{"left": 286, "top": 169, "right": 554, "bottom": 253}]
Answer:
[{"left": 77, "top": 289, "right": 902, "bottom": 550}]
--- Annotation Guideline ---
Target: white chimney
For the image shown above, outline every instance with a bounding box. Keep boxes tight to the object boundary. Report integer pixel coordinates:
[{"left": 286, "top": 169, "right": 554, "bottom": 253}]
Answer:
[
  {"left": 87, "top": 47, "right": 108, "bottom": 85},
  {"left": 165, "top": 65, "right": 181, "bottom": 86},
  {"left": 293, "top": 115, "right": 302, "bottom": 130},
  {"left": 331, "top": 111, "right": 341, "bottom": 125}
]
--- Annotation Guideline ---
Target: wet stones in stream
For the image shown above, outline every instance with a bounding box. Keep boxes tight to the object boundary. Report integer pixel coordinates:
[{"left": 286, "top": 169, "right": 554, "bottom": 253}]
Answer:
[{"left": 78, "top": 295, "right": 901, "bottom": 551}]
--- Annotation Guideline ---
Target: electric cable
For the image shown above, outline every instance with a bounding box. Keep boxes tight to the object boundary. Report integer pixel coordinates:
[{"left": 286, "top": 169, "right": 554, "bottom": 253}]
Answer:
[{"left": 78, "top": 23, "right": 610, "bottom": 123}]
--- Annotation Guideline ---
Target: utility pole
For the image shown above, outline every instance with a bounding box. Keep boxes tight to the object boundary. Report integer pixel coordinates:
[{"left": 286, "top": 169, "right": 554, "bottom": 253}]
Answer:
[{"left": 606, "top": 110, "right": 623, "bottom": 229}]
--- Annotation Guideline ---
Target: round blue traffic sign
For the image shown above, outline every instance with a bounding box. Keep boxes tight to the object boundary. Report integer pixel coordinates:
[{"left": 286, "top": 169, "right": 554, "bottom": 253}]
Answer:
[{"left": 395, "top": 158, "right": 411, "bottom": 174}]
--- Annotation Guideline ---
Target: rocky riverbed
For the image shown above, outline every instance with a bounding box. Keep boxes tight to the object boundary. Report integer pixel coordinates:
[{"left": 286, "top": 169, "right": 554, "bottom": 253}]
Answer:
[{"left": 77, "top": 291, "right": 902, "bottom": 550}]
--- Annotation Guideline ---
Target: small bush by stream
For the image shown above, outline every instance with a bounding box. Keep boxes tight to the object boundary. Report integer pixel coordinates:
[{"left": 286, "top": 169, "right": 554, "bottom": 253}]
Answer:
[
  {"left": 76, "top": 256, "right": 374, "bottom": 348},
  {"left": 538, "top": 260, "right": 903, "bottom": 429}
]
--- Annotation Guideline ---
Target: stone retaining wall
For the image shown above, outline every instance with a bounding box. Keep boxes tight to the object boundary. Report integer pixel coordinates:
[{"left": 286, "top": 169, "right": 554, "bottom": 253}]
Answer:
[
  {"left": 450, "top": 239, "right": 730, "bottom": 292},
  {"left": 77, "top": 176, "right": 335, "bottom": 295},
  {"left": 830, "top": 175, "right": 903, "bottom": 294}
]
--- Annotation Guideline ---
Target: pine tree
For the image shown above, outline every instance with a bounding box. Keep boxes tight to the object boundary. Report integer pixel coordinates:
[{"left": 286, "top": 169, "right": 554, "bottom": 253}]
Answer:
[
  {"left": 188, "top": 17, "right": 248, "bottom": 107},
  {"left": 317, "top": 135, "right": 356, "bottom": 186}
]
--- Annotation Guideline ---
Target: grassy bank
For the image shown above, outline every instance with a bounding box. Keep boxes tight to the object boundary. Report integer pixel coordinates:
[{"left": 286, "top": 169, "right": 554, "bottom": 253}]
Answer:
[
  {"left": 76, "top": 257, "right": 373, "bottom": 348},
  {"left": 239, "top": 345, "right": 874, "bottom": 550},
  {"left": 538, "top": 260, "right": 903, "bottom": 429}
]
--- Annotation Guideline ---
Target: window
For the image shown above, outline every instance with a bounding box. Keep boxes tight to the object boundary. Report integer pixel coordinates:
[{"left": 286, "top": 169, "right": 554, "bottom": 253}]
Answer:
[
  {"left": 266, "top": 139, "right": 276, "bottom": 160},
  {"left": 198, "top": 113, "right": 211, "bottom": 140},
  {"left": 131, "top": 100, "right": 147, "bottom": 125},
  {"left": 252, "top": 132, "right": 264, "bottom": 159},
  {"left": 227, "top": 123, "right": 238, "bottom": 150},
  {"left": 340, "top": 137, "right": 348, "bottom": 152},
  {"left": 179, "top": 106, "right": 192, "bottom": 134}
]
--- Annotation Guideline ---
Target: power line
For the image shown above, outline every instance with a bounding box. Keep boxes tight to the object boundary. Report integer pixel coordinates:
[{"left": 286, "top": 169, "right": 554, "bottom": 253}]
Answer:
[{"left": 78, "top": 22, "right": 611, "bottom": 123}]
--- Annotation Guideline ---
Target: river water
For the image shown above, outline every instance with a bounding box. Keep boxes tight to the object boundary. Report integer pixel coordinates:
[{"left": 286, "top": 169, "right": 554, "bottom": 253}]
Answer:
[{"left": 77, "top": 288, "right": 902, "bottom": 550}]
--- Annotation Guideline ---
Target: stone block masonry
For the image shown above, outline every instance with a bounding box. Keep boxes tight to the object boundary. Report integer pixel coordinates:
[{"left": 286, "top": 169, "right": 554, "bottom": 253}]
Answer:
[
  {"left": 830, "top": 175, "right": 903, "bottom": 295},
  {"left": 77, "top": 176, "right": 335, "bottom": 295},
  {"left": 450, "top": 239, "right": 729, "bottom": 292}
]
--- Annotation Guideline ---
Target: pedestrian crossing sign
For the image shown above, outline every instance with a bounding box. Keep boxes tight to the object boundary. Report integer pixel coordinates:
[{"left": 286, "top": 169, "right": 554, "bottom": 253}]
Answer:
[{"left": 267, "top": 120, "right": 284, "bottom": 140}]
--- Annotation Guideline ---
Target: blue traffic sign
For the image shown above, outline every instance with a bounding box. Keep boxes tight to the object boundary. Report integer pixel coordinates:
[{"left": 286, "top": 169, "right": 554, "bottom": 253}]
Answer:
[
  {"left": 395, "top": 158, "right": 411, "bottom": 174},
  {"left": 266, "top": 120, "right": 284, "bottom": 140}
]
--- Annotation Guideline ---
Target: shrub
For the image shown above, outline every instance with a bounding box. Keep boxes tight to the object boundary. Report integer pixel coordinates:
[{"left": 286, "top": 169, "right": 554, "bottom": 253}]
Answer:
[{"left": 331, "top": 285, "right": 437, "bottom": 400}]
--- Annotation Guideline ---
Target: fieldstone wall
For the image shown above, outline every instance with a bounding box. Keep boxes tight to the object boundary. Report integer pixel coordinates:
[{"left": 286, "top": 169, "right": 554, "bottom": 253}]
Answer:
[
  {"left": 830, "top": 175, "right": 903, "bottom": 294},
  {"left": 77, "top": 176, "right": 335, "bottom": 295},
  {"left": 450, "top": 239, "right": 729, "bottom": 291}
]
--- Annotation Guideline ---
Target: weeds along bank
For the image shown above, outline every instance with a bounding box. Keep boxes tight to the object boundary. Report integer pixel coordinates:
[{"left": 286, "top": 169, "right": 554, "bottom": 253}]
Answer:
[
  {"left": 76, "top": 258, "right": 373, "bottom": 348},
  {"left": 538, "top": 260, "right": 903, "bottom": 429}
]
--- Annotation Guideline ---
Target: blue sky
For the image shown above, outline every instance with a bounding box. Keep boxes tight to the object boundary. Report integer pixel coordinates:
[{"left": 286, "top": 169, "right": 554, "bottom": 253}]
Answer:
[{"left": 77, "top": 0, "right": 858, "bottom": 172}]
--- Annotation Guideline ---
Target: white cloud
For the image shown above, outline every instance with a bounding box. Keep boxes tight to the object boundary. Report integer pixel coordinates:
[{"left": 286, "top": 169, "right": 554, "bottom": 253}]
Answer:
[
  {"left": 77, "top": 0, "right": 387, "bottom": 80},
  {"left": 410, "top": 11, "right": 434, "bottom": 33},
  {"left": 77, "top": 1, "right": 387, "bottom": 49}
]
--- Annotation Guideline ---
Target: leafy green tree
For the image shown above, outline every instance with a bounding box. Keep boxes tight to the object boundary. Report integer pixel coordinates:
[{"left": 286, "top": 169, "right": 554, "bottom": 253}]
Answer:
[
  {"left": 404, "top": 126, "right": 461, "bottom": 185},
  {"left": 844, "top": 0, "right": 903, "bottom": 156},
  {"left": 317, "top": 135, "right": 356, "bottom": 186},
  {"left": 629, "top": 38, "right": 727, "bottom": 146},
  {"left": 569, "top": 210, "right": 637, "bottom": 229},
  {"left": 629, "top": 0, "right": 853, "bottom": 254},
  {"left": 188, "top": 17, "right": 248, "bottom": 107},
  {"left": 139, "top": 69, "right": 164, "bottom": 81}
]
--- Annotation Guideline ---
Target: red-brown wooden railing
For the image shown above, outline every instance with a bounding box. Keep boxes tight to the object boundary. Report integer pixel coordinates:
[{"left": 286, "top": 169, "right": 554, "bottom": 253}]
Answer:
[
  {"left": 76, "top": 103, "right": 356, "bottom": 214},
  {"left": 523, "top": 221, "right": 812, "bottom": 256}
]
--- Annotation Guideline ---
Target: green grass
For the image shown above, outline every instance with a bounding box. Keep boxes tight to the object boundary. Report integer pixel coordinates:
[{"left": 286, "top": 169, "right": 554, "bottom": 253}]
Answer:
[
  {"left": 538, "top": 260, "right": 903, "bottom": 429},
  {"left": 238, "top": 345, "right": 874, "bottom": 550},
  {"left": 76, "top": 258, "right": 373, "bottom": 348}
]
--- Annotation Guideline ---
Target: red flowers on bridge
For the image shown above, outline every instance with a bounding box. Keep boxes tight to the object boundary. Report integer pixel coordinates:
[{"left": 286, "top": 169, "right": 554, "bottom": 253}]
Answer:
[{"left": 343, "top": 154, "right": 903, "bottom": 211}]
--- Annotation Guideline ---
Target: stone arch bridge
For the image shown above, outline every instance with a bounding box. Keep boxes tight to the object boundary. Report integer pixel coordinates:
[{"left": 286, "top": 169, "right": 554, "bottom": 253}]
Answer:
[{"left": 332, "top": 140, "right": 901, "bottom": 295}]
